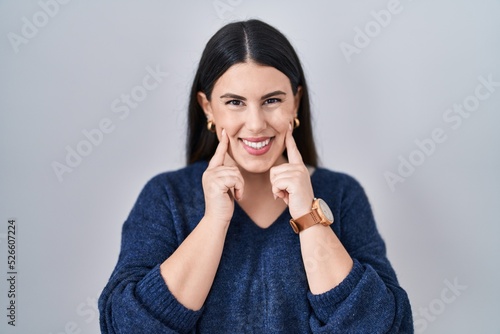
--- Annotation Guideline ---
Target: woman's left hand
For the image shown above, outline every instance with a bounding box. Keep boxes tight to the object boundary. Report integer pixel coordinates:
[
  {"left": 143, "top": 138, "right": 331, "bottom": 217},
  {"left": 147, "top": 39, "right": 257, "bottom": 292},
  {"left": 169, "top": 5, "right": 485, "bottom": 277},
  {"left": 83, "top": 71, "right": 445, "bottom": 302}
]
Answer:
[{"left": 270, "top": 124, "right": 314, "bottom": 219}]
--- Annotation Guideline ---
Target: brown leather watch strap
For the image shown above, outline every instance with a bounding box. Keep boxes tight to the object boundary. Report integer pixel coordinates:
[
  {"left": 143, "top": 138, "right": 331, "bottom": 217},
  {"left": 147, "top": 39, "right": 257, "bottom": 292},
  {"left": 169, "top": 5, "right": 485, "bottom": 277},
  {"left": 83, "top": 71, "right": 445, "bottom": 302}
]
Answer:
[{"left": 289, "top": 210, "right": 322, "bottom": 234}]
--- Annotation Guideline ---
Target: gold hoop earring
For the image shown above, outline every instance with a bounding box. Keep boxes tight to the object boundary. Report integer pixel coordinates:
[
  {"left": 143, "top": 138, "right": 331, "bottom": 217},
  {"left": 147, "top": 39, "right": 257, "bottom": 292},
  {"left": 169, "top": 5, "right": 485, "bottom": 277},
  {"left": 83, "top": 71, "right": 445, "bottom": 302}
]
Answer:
[
  {"left": 293, "top": 117, "right": 300, "bottom": 129},
  {"left": 207, "top": 120, "right": 216, "bottom": 133}
]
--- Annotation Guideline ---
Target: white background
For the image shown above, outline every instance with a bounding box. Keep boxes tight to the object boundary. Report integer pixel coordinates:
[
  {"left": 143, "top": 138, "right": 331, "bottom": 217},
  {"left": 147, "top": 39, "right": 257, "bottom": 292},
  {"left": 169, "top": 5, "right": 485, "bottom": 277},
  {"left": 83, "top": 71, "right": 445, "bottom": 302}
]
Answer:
[{"left": 1, "top": 1, "right": 499, "bottom": 333}]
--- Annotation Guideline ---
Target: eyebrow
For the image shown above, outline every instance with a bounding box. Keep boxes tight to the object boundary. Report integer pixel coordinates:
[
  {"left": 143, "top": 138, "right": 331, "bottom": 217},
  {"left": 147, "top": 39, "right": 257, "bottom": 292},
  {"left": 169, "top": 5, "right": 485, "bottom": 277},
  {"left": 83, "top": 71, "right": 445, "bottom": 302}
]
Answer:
[{"left": 219, "top": 90, "right": 287, "bottom": 101}]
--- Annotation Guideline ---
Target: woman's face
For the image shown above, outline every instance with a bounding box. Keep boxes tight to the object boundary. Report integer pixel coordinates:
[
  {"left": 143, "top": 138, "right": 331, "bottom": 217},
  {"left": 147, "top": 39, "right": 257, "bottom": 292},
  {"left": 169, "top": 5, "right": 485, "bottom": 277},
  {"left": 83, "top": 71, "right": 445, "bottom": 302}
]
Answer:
[{"left": 198, "top": 62, "right": 302, "bottom": 174}]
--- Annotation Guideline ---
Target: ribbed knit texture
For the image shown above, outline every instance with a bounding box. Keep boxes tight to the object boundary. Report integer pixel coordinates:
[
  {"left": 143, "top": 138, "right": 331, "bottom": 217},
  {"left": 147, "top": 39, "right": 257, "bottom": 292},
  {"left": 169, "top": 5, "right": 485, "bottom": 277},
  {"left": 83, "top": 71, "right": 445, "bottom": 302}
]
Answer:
[{"left": 99, "top": 161, "right": 413, "bottom": 333}]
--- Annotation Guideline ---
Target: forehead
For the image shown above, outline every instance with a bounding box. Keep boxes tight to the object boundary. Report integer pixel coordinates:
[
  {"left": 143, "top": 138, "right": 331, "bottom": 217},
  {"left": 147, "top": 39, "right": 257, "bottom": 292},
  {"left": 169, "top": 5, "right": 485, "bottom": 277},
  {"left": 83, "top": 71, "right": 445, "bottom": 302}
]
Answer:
[{"left": 213, "top": 62, "right": 292, "bottom": 96}]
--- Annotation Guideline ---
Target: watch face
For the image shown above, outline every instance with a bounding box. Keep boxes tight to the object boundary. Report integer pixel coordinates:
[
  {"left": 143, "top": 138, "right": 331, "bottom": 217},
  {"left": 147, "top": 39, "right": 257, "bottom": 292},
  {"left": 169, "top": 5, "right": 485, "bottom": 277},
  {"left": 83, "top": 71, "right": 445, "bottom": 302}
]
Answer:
[{"left": 318, "top": 199, "right": 334, "bottom": 223}]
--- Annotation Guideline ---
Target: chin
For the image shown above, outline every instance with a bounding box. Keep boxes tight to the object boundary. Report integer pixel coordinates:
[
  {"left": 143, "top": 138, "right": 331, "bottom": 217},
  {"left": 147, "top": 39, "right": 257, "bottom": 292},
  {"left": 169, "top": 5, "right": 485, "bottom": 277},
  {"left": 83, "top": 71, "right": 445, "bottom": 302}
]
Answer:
[
  {"left": 234, "top": 154, "right": 286, "bottom": 175},
  {"left": 235, "top": 160, "right": 273, "bottom": 174},
  {"left": 238, "top": 164, "right": 272, "bottom": 174},
  {"left": 228, "top": 140, "right": 286, "bottom": 174}
]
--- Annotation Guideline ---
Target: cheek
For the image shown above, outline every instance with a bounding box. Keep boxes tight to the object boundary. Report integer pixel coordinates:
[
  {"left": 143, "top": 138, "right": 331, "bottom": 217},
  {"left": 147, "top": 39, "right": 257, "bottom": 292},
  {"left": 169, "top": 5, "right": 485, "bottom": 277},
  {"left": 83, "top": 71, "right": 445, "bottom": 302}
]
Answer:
[
  {"left": 221, "top": 125, "right": 241, "bottom": 141},
  {"left": 219, "top": 127, "right": 241, "bottom": 152},
  {"left": 276, "top": 105, "right": 295, "bottom": 122},
  {"left": 269, "top": 113, "right": 293, "bottom": 134},
  {"left": 213, "top": 111, "right": 241, "bottom": 130},
  {"left": 270, "top": 122, "right": 289, "bottom": 149}
]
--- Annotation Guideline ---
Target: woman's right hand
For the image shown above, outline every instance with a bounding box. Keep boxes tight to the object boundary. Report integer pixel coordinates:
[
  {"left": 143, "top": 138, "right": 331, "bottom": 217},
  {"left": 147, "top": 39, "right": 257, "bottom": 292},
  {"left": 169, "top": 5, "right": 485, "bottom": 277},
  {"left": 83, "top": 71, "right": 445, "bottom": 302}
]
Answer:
[{"left": 202, "top": 129, "right": 244, "bottom": 227}]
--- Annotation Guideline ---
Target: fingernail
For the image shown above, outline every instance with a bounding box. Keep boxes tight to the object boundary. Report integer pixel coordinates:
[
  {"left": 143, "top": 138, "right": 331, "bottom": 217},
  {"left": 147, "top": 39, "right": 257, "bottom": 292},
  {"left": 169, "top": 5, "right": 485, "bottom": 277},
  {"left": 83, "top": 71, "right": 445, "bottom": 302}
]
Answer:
[
  {"left": 273, "top": 194, "right": 277, "bottom": 200},
  {"left": 289, "top": 123, "right": 292, "bottom": 131},
  {"left": 222, "top": 128, "right": 226, "bottom": 136}
]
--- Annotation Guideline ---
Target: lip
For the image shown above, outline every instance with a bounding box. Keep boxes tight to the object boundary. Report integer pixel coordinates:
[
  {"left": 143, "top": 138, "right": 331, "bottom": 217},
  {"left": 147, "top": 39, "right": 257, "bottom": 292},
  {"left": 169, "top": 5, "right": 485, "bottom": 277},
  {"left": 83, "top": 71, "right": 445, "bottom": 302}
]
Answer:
[{"left": 239, "top": 136, "right": 274, "bottom": 156}]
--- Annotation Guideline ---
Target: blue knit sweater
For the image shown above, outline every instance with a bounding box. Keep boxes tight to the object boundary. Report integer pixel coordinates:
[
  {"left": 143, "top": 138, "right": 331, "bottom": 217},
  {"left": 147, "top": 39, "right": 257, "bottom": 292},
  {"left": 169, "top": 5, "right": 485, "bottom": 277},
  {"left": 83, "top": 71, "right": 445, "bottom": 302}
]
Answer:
[{"left": 99, "top": 161, "right": 413, "bottom": 333}]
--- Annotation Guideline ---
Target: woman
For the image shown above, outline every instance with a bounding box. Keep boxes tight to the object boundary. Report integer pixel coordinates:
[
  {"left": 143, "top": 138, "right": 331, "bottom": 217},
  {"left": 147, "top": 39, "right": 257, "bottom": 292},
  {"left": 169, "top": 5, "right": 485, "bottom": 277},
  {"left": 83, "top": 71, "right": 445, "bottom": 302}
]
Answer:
[{"left": 99, "top": 19, "right": 413, "bottom": 333}]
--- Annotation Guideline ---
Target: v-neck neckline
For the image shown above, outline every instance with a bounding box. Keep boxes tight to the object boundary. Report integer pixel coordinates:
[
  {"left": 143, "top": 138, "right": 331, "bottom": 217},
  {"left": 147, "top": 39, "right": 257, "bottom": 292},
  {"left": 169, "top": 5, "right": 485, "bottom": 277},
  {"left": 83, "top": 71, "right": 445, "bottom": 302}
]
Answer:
[{"left": 233, "top": 201, "right": 290, "bottom": 232}]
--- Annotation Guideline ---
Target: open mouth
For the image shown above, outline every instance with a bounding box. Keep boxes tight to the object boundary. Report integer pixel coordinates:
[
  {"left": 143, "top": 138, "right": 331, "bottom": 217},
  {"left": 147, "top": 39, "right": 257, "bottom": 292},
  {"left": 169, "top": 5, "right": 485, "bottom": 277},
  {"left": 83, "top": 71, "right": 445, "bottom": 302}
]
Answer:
[
  {"left": 240, "top": 137, "right": 274, "bottom": 155},
  {"left": 242, "top": 138, "right": 271, "bottom": 149}
]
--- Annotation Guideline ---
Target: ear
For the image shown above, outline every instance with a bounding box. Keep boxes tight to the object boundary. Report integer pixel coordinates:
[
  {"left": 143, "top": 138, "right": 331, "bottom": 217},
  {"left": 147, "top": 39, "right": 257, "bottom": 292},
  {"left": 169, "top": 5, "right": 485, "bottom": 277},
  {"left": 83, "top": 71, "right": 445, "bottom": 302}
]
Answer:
[
  {"left": 294, "top": 86, "right": 303, "bottom": 114},
  {"left": 197, "top": 91, "right": 213, "bottom": 120}
]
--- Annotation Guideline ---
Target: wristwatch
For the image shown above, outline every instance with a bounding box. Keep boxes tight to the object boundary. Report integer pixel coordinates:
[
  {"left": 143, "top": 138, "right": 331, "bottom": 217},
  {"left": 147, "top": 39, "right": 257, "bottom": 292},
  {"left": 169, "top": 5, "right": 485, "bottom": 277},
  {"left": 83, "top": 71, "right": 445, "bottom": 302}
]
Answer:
[{"left": 289, "top": 198, "right": 334, "bottom": 234}]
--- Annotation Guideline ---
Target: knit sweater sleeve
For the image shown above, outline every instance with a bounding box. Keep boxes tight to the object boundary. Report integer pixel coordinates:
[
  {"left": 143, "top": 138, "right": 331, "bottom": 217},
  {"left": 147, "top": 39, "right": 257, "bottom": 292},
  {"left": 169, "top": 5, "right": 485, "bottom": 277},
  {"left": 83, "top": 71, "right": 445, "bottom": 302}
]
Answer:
[
  {"left": 307, "top": 174, "right": 414, "bottom": 333},
  {"left": 98, "top": 174, "right": 202, "bottom": 334}
]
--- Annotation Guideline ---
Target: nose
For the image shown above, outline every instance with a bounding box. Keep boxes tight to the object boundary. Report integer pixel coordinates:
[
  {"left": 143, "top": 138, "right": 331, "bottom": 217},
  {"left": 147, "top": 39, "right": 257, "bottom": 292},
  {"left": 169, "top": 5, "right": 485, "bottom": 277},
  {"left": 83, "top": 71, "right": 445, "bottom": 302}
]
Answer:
[{"left": 245, "top": 106, "right": 267, "bottom": 133}]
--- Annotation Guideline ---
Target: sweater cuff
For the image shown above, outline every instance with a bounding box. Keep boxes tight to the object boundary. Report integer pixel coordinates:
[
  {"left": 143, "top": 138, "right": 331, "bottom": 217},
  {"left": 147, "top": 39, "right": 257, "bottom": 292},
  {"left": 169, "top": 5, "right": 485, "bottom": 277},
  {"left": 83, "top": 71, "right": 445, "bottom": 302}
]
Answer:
[
  {"left": 135, "top": 264, "right": 202, "bottom": 332},
  {"left": 307, "top": 259, "right": 364, "bottom": 321}
]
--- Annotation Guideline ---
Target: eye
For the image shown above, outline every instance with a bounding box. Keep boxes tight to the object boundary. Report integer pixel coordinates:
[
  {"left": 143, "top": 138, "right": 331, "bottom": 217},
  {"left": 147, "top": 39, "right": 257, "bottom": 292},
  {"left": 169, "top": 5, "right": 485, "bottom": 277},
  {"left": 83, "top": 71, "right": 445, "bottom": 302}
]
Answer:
[
  {"left": 225, "top": 100, "right": 244, "bottom": 106},
  {"left": 264, "top": 98, "right": 282, "bottom": 105}
]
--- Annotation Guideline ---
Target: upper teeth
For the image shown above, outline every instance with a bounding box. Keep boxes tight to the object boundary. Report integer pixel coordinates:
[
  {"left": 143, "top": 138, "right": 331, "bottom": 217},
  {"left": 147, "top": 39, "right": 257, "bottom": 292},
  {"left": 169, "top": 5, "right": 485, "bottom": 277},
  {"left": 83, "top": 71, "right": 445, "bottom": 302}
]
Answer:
[{"left": 242, "top": 138, "right": 270, "bottom": 149}]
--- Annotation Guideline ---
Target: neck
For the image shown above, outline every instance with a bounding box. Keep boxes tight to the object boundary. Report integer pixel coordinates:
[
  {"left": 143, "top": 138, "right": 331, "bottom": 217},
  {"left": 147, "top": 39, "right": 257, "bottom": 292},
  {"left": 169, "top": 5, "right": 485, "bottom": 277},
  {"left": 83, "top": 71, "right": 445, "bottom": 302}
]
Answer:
[
  {"left": 222, "top": 154, "right": 288, "bottom": 200},
  {"left": 221, "top": 155, "right": 290, "bottom": 228},
  {"left": 228, "top": 155, "right": 287, "bottom": 197},
  {"left": 240, "top": 168, "right": 272, "bottom": 194}
]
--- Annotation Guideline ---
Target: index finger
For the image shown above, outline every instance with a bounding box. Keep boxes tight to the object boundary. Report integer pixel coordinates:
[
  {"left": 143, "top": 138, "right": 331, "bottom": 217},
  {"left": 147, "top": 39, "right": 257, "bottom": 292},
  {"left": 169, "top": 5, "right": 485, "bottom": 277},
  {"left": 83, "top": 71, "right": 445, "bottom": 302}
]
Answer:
[
  {"left": 208, "top": 128, "right": 229, "bottom": 168},
  {"left": 286, "top": 123, "right": 303, "bottom": 164}
]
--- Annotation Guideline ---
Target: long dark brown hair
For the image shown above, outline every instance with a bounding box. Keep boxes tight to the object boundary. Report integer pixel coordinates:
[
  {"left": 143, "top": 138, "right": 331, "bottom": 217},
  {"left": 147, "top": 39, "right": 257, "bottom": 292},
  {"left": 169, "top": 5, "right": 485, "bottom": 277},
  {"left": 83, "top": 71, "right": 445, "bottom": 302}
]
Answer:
[{"left": 186, "top": 19, "right": 317, "bottom": 166}]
